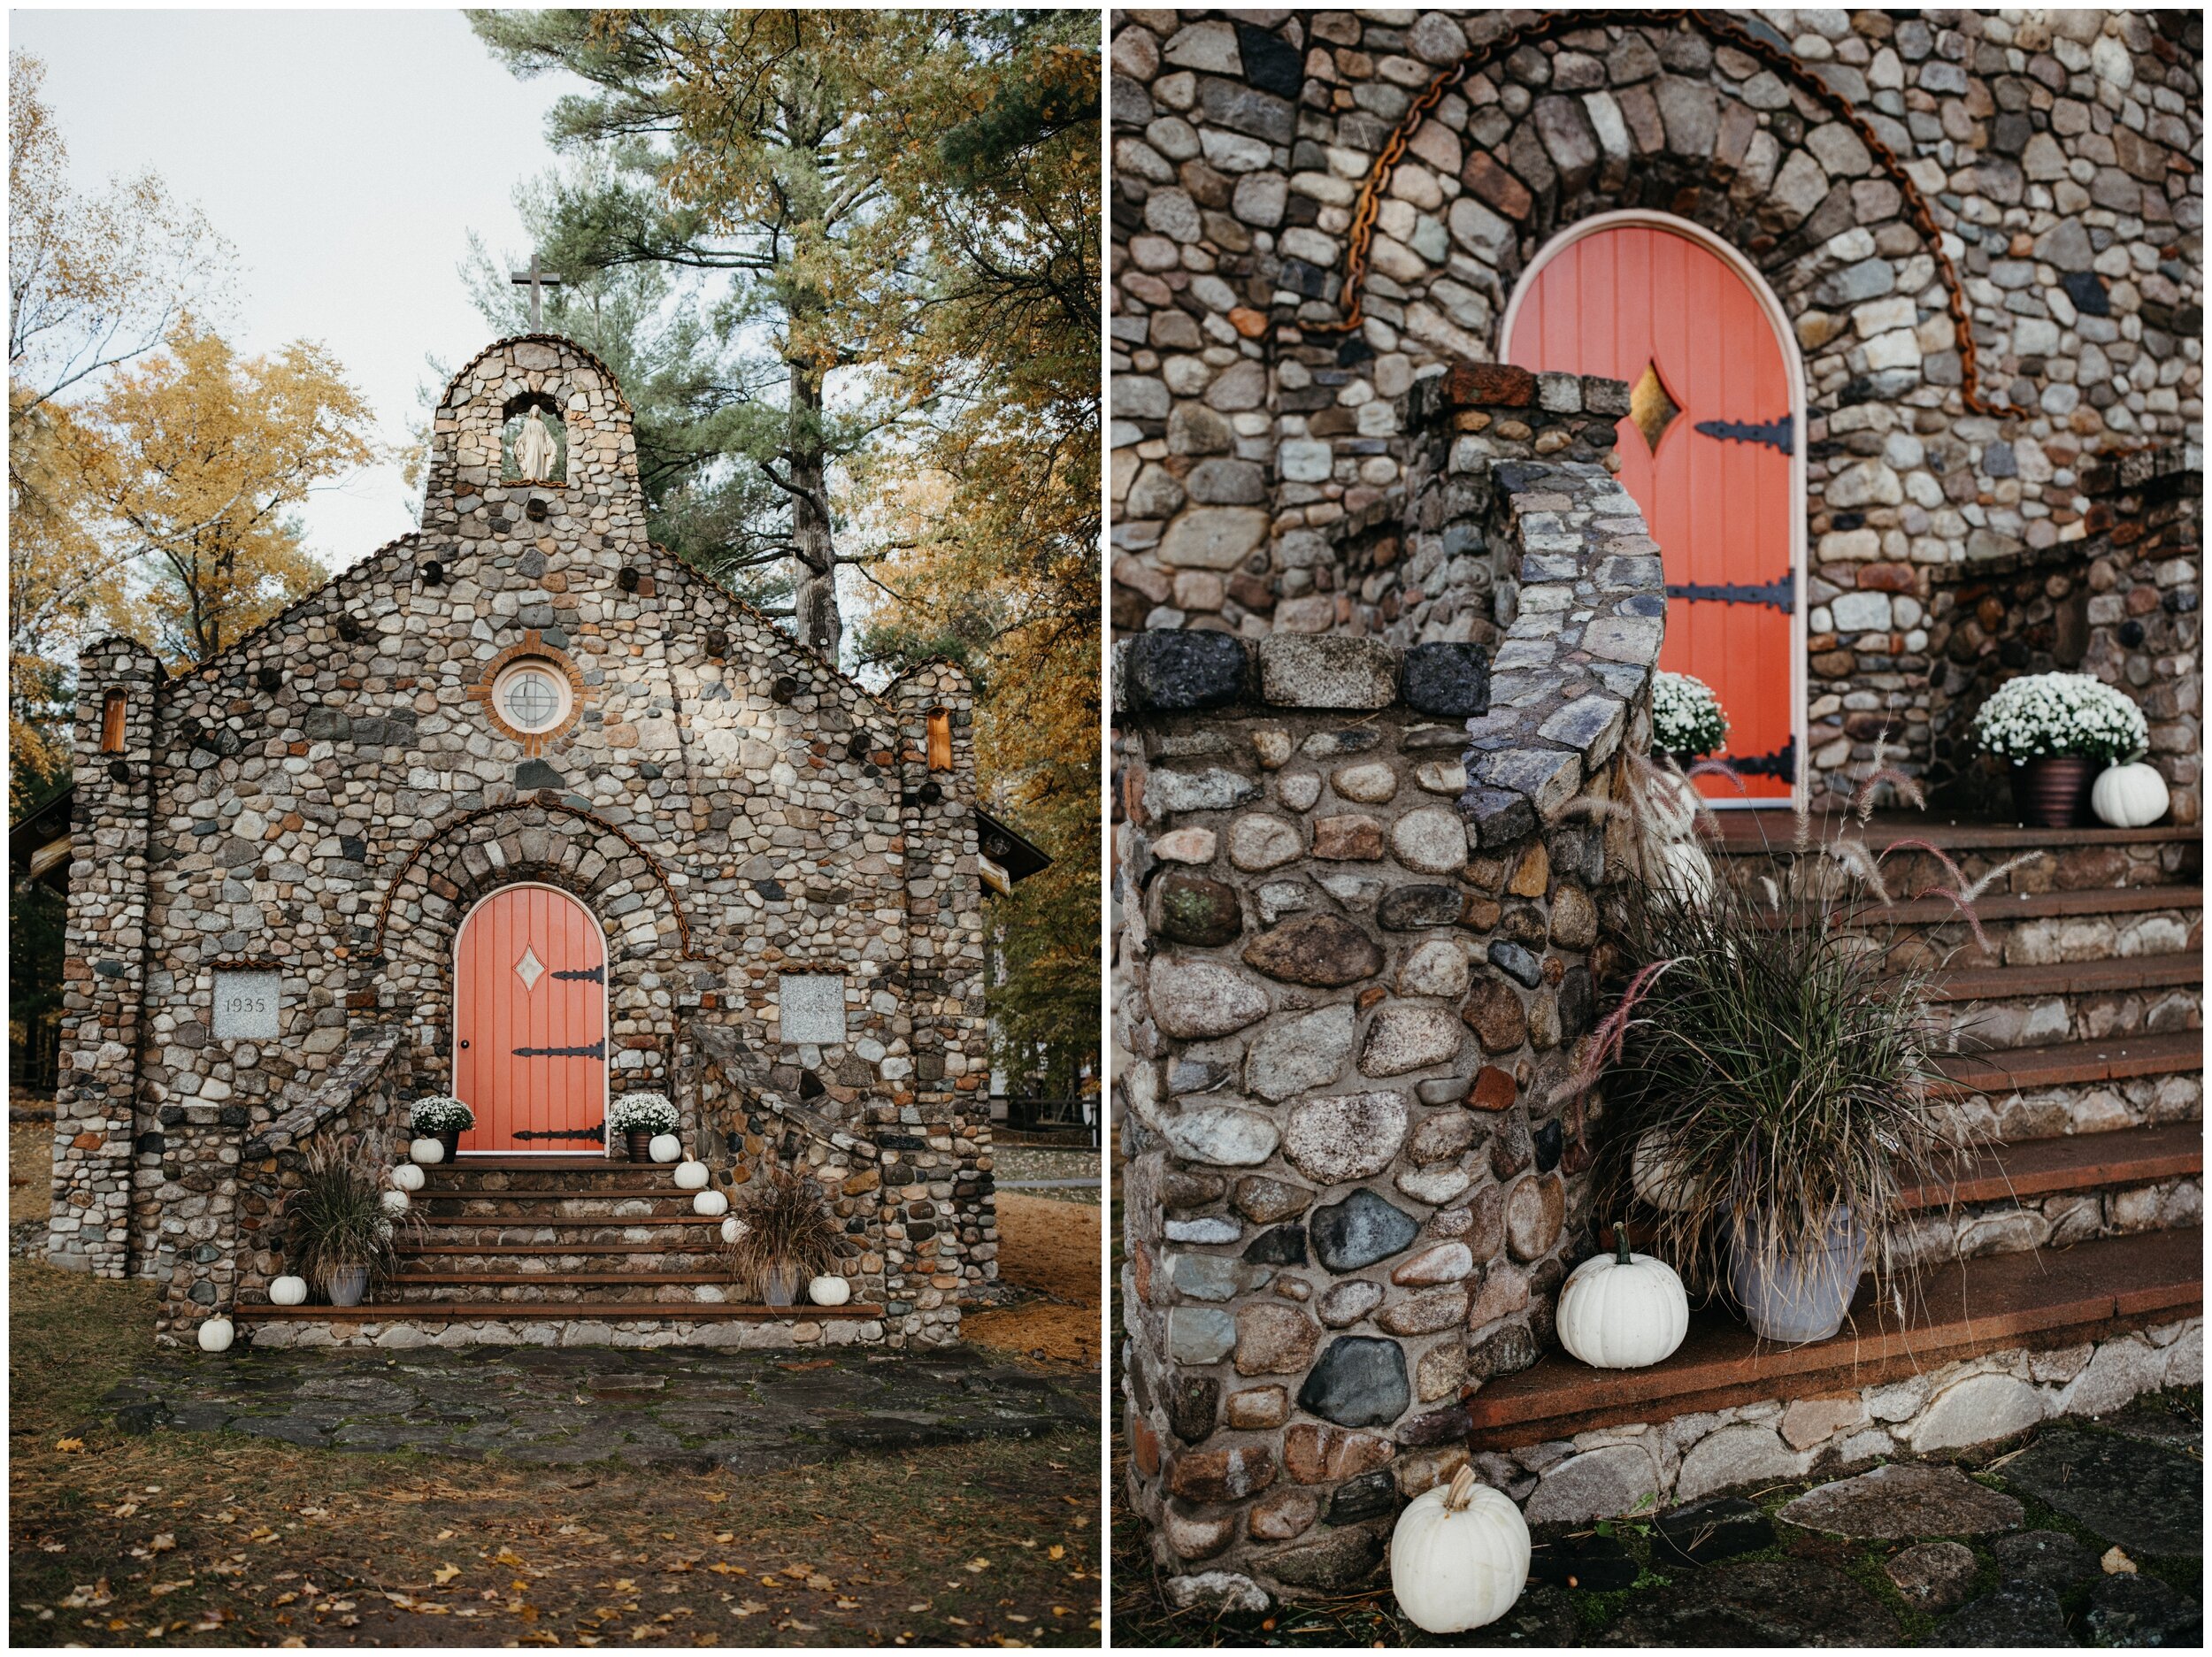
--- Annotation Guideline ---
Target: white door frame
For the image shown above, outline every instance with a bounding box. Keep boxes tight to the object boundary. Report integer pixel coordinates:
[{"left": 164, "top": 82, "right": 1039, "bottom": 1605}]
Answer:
[
  {"left": 451, "top": 880, "right": 612, "bottom": 1157},
  {"left": 1501, "top": 208, "right": 1809, "bottom": 810}
]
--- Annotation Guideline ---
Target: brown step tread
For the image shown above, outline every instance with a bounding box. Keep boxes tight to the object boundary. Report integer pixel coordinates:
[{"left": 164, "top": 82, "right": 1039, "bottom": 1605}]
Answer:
[
  {"left": 392, "top": 1270, "right": 734, "bottom": 1285},
  {"left": 411, "top": 1213, "right": 725, "bottom": 1228},
  {"left": 415, "top": 1188, "right": 690, "bottom": 1201},
  {"left": 1764, "top": 886, "right": 2201, "bottom": 928},
  {"left": 1931, "top": 954, "right": 2202, "bottom": 1001},
  {"left": 1464, "top": 1226, "right": 2201, "bottom": 1448},
  {"left": 237, "top": 1300, "right": 883, "bottom": 1323},
  {"left": 399, "top": 1241, "right": 722, "bottom": 1256},
  {"left": 1712, "top": 813, "right": 2201, "bottom": 853},
  {"left": 1897, "top": 1122, "right": 2203, "bottom": 1210},
  {"left": 1932, "top": 1031, "right": 2204, "bottom": 1094},
  {"left": 432, "top": 1155, "right": 640, "bottom": 1170}
]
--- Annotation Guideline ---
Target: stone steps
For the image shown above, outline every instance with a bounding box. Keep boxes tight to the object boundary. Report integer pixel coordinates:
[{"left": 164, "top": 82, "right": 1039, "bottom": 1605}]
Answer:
[
  {"left": 1932, "top": 1030, "right": 2203, "bottom": 1097},
  {"left": 1763, "top": 886, "right": 2202, "bottom": 970},
  {"left": 1709, "top": 814, "right": 2200, "bottom": 892},
  {"left": 386, "top": 1270, "right": 741, "bottom": 1305},
  {"left": 1930, "top": 953, "right": 2200, "bottom": 1050},
  {"left": 415, "top": 1193, "right": 710, "bottom": 1219},
  {"left": 231, "top": 1300, "right": 887, "bottom": 1349},
  {"left": 1464, "top": 1226, "right": 2201, "bottom": 1451}
]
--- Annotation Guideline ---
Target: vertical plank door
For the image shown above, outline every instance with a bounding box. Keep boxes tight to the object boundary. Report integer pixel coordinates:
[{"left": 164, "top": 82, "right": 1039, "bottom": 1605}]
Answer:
[
  {"left": 1509, "top": 222, "right": 1798, "bottom": 802},
  {"left": 453, "top": 884, "right": 608, "bottom": 1153}
]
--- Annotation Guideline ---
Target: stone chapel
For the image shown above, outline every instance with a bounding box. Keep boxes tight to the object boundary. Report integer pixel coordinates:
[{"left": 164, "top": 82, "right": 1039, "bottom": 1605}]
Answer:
[{"left": 47, "top": 334, "right": 1025, "bottom": 1350}]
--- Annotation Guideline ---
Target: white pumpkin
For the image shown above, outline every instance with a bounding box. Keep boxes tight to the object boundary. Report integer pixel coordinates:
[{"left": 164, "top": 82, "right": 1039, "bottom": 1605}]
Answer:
[
  {"left": 1643, "top": 770, "right": 1702, "bottom": 841},
  {"left": 720, "top": 1216, "right": 750, "bottom": 1245},
  {"left": 197, "top": 1316, "right": 234, "bottom": 1354},
  {"left": 672, "top": 1160, "right": 710, "bottom": 1191},
  {"left": 380, "top": 1187, "right": 411, "bottom": 1216},
  {"left": 2092, "top": 762, "right": 2169, "bottom": 829},
  {"left": 649, "top": 1132, "right": 683, "bottom": 1164},
  {"left": 409, "top": 1136, "right": 446, "bottom": 1165},
  {"left": 389, "top": 1162, "right": 425, "bottom": 1193},
  {"left": 1631, "top": 1128, "right": 1705, "bottom": 1214},
  {"left": 1390, "top": 1465, "right": 1530, "bottom": 1634},
  {"left": 692, "top": 1189, "right": 729, "bottom": 1217},
  {"left": 269, "top": 1275, "right": 309, "bottom": 1306},
  {"left": 1652, "top": 838, "right": 1714, "bottom": 903},
  {"left": 808, "top": 1274, "right": 852, "bottom": 1307},
  {"left": 1556, "top": 1230, "right": 1691, "bottom": 1369}
]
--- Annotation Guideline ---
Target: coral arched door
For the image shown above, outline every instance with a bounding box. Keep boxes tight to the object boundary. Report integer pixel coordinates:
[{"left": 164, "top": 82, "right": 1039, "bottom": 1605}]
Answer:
[
  {"left": 1508, "top": 218, "right": 1801, "bottom": 802},
  {"left": 453, "top": 884, "right": 608, "bottom": 1154}
]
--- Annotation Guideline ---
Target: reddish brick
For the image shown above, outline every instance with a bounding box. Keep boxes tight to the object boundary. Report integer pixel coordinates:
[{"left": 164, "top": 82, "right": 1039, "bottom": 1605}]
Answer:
[
  {"left": 1444, "top": 360, "right": 1536, "bottom": 409},
  {"left": 1858, "top": 563, "right": 1919, "bottom": 594}
]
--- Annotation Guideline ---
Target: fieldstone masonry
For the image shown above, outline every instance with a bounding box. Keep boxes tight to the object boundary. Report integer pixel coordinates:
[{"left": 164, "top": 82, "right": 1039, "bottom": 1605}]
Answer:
[
  {"left": 1111, "top": 6, "right": 2202, "bottom": 812},
  {"left": 50, "top": 334, "right": 995, "bottom": 1347},
  {"left": 1113, "top": 445, "right": 1667, "bottom": 1597}
]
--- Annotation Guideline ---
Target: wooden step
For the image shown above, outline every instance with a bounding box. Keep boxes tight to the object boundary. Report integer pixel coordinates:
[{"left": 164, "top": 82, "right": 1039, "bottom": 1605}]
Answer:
[
  {"left": 398, "top": 1240, "right": 722, "bottom": 1256},
  {"left": 1464, "top": 1226, "right": 2201, "bottom": 1449},
  {"left": 1768, "top": 886, "right": 2200, "bottom": 928},
  {"left": 1932, "top": 1030, "right": 2204, "bottom": 1095},
  {"left": 1711, "top": 813, "right": 2201, "bottom": 853},
  {"left": 1897, "top": 1122, "right": 2203, "bottom": 1210},
  {"left": 416, "top": 1187, "right": 691, "bottom": 1201},
  {"left": 391, "top": 1270, "right": 733, "bottom": 1286},
  {"left": 432, "top": 1155, "right": 640, "bottom": 1170},
  {"left": 411, "top": 1212, "right": 725, "bottom": 1228},
  {"left": 1931, "top": 954, "right": 2202, "bottom": 1002},
  {"left": 235, "top": 1300, "right": 883, "bottom": 1323}
]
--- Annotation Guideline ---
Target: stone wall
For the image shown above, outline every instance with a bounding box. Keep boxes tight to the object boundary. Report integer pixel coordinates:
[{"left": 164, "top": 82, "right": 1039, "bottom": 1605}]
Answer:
[
  {"left": 1479, "top": 1317, "right": 2202, "bottom": 1530},
  {"left": 1112, "top": 453, "right": 1665, "bottom": 1597},
  {"left": 1924, "top": 441, "right": 2202, "bottom": 819},
  {"left": 52, "top": 334, "right": 994, "bottom": 1344},
  {"left": 1110, "top": 6, "right": 2203, "bottom": 809}
]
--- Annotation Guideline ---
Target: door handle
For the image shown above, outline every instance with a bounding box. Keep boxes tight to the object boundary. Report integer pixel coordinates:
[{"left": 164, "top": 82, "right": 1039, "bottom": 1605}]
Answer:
[{"left": 459, "top": 1039, "right": 470, "bottom": 1050}]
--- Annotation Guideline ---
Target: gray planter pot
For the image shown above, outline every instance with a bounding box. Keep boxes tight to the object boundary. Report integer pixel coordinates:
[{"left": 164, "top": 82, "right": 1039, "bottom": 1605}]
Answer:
[
  {"left": 758, "top": 1262, "right": 803, "bottom": 1308},
  {"left": 327, "top": 1265, "right": 371, "bottom": 1308},
  {"left": 1727, "top": 1208, "right": 1867, "bottom": 1344}
]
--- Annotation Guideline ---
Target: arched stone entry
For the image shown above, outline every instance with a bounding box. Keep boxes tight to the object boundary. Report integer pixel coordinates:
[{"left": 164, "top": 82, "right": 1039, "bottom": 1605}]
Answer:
[{"left": 1505, "top": 211, "right": 1806, "bottom": 802}]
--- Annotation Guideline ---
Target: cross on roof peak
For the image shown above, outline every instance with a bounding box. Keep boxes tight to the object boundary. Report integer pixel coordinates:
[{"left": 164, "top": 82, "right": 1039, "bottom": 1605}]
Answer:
[{"left": 511, "top": 254, "right": 565, "bottom": 330}]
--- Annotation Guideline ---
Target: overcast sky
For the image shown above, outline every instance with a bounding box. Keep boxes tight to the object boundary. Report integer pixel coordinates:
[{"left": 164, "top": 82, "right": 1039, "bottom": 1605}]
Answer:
[{"left": 13, "top": 8, "right": 576, "bottom": 564}]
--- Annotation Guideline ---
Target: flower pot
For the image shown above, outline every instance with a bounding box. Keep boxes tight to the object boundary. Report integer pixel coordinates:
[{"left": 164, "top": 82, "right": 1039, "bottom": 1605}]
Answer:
[
  {"left": 624, "top": 1129, "right": 654, "bottom": 1162},
  {"left": 1726, "top": 1208, "right": 1866, "bottom": 1345},
  {"left": 327, "top": 1265, "right": 371, "bottom": 1308},
  {"left": 438, "top": 1129, "right": 462, "bottom": 1162},
  {"left": 2011, "top": 755, "right": 2098, "bottom": 829},
  {"left": 758, "top": 1262, "right": 803, "bottom": 1308}
]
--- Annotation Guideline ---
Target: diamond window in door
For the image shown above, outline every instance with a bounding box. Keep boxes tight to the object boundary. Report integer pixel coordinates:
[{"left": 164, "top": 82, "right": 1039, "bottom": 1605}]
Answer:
[
  {"left": 455, "top": 884, "right": 607, "bottom": 1152},
  {"left": 1509, "top": 221, "right": 1798, "bottom": 800}
]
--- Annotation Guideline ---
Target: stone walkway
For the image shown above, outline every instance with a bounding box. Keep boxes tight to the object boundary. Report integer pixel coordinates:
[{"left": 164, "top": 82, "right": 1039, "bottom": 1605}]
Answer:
[{"left": 102, "top": 1341, "right": 1092, "bottom": 1476}]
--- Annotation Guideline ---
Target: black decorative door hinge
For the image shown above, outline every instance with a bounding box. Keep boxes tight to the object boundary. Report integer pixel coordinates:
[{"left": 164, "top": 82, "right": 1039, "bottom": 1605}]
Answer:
[
  {"left": 1666, "top": 576, "right": 1796, "bottom": 613},
  {"left": 511, "top": 1124, "right": 608, "bottom": 1142},
  {"left": 551, "top": 964, "right": 604, "bottom": 984},
  {"left": 1726, "top": 738, "right": 1798, "bottom": 783},
  {"left": 1694, "top": 414, "right": 1793, "bottom": 456},
  {"left": 511, "top": 1039, "right": 607, "bottom": 1060}
]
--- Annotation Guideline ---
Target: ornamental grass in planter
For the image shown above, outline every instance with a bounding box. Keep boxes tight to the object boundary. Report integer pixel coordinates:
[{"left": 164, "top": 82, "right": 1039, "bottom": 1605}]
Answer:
[
  {"left": 282, "top": 1135, "right": 417, "bottom": 1306},
  {"left": 722, "top": 1164, "right": 841, "bottom": 1308},
  {"left": 1575, "top": 746, "right": 2007, "bottom": 1344}
]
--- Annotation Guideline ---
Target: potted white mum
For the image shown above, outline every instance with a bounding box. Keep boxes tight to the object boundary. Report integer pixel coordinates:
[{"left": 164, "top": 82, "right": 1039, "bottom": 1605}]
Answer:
[
  {"left": 609, "top": 1092, "right": 678, "bottom": 1162},
  {"left": 1973, "top": 672, "right": 2147, "bottom": 828}
]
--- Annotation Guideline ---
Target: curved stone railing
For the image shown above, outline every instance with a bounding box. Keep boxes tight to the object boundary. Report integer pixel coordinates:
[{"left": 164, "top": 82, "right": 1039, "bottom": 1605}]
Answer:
[{"left": 1110, "top": 450, "right": 1663, "bottom": 1605}]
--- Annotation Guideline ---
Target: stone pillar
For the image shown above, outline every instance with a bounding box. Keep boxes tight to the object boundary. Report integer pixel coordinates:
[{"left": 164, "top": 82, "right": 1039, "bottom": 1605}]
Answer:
[
  {"left": 50, "top": 634, "right": 162, "bottom": 1277},
  {"left": 884, "top": 662, "right": 995, "bottom": 1344}
]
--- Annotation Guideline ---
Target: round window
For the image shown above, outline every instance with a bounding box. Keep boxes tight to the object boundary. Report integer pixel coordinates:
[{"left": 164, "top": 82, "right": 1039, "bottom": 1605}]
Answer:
[{"left": 493, "top": 660, "right": 572, "bottom": 734}]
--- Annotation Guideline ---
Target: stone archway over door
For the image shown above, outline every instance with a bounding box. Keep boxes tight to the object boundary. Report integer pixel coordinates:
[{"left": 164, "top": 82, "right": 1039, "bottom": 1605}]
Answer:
[
  {"left": 454, "top": 884, "right": 609, "bottom": 1154},
  {"left": 1507, "top": 215, "right": 1805, "bottom": 804}
]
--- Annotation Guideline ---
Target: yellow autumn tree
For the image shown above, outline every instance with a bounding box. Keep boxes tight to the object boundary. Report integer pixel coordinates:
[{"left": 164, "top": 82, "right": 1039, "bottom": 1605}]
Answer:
[{"left": 74, "top": 325, "right": 376, "bottom": 664}]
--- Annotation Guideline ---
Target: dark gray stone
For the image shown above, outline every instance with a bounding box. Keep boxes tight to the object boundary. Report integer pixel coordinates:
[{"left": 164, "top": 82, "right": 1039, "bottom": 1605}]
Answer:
[
  {"left": 515, "top": 758, "right": 565, "bottom": 789},
  {"left": 1992, "top": 1528, "right": 2100, "bottom": 1589},
  {"left": 1886, "top": 1539, "right": 1980, "bottom": 1613},
  {"left": 1779, "top": 1461, "right": 2024, "bottom": 1539},
  {"left": 1530, "top": 1531, "right": 1637, "bottom": 1591},
  {"left": 1402, "top": 643, "right": 1490, "bottom": 717},
  {"left": 2000, "top": 1431, "right": 2202, "bottom": 1557},
  {"left": 1327, "top": 1467, "right": 1401, "bottom": 1524},
  {"left": 1653, "top": 1496, "right": 1776, "bottom": 1567},
  {"left": 2085, "top": 1574, "right": 2201, "bottom": 1647},
  {"left": 1488, "top": 940, "right": 1543, "bottom": 987},
  {"left": 1242, "top": 1224, "right": 1309, "bottom": 1266},
  {"left": 1155, "top": 871, "right": 1244, "bottom": 947},
  {"left": 1296, "top": 1336, "right": 1409, "bottom": 1428},
  {"left": 1607, "top": 1560, "right": 1901, "bottom": 1647},
  {"left": 1259, "top": 1523, "right": 1386, "bottom": 1592},
  {"left": 1378, "top": 884, "right": 1466, "bottom": 930},
  {"left": 1468, "top": 1323, "right": 1539, "bottom": 1379},
  {"left": 1939, "top": 1582, "right": 2075, "bottom": 1649},
  {"left": 1124, "top": 629, "right": 1250, "bottom": 710},
  {"left": 1310, "top": 1190, "right": 1420, "bottom": 1272}
]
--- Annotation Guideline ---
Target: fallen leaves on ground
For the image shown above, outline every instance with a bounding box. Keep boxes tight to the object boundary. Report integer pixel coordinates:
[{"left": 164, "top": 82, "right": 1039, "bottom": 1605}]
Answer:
[{"left": 962, "top": 1193, "right": 1102, "bottom": 1367}]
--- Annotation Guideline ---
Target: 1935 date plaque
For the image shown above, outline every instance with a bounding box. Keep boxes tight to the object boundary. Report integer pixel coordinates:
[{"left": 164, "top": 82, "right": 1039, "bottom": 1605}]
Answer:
[{"left": 212, "top": 970, "right": 281, "bottom": 1040}]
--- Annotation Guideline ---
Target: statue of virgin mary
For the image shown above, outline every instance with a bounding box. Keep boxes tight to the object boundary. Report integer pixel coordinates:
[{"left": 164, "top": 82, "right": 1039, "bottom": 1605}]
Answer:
[{"left": 512, "top": 407, "right": 562, "bottom": 480}]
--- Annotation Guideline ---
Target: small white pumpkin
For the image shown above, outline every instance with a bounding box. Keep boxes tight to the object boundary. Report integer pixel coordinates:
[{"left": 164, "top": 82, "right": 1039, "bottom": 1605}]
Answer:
[
  {"left": 1390, "top": 1464, "right": 1530, "bottom": 1634},
  {"left": 672, "top": 1160, "right": 710, "bottom": 1192},
  {"left": 380, "top": 1187, "right": 411, "bottom": 1216},
  {"left": 1652, "top": 838, "right": 1714, "bottom": 903},
  {"left": 692, "top": 1189, "right": 729, "bottom": 1217},
  {"left": 720, "top": 1216, "right": 750, "bottom": 1246},
  {"left": 389, "top": 1162, "right": 425, "bottom": 1192},
  {"left": 269, "top": 1275, "right": 309, "bottom": 1306},
  {"left": 808, "top": 1274, "right": 852, "bottom": 1308},
  {"left": 2092, "top": 761, "right": 2169, "bottom": 829},
  {"left": 1556, "top": 1228, "right": 1691, "bottom": 1369},
  {"left": 1643, "top": 770, "right": 1702, "bottom": 841},
  {"left": 1631, "top": 1127, "right": 1705, "bottom": 1213},
  {"left": 409, "top": 1136, "right": 446, "bottom": 1165},
  {"left": 649, "top": 1132, "right": 683, "bottom": 1163},
  {"left": 197, "top": 1316, "right": 234, "bottom": 1354}
]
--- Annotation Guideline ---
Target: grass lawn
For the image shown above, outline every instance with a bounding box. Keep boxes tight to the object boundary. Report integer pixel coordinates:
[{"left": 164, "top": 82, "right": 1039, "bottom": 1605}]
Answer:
[{"left": 11, "top": 1206, "right": 1102, "bottom": 1646}]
